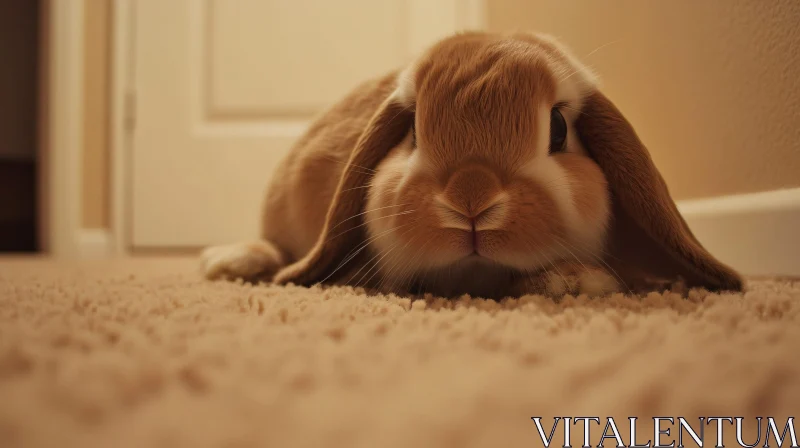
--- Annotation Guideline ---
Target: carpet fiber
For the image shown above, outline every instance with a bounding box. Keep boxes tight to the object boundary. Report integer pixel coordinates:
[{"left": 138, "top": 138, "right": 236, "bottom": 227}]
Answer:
[{"left": 1, "top": 257, "right": 798, "bottom": 448}]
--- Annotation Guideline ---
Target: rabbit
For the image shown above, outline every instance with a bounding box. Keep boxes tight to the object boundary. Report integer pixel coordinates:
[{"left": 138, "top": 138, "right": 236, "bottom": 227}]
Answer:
[{"left": 200, "top": 31, "right": 743, "bottom": 299}]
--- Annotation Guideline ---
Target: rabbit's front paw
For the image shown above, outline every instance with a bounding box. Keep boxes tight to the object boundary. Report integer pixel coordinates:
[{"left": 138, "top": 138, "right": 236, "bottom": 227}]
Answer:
[
  {"left": 200, "top": 241, "right": 285, "bottom": 282},
  {"left": 521, "top": 262, "right": 620, "bottom": 298}
]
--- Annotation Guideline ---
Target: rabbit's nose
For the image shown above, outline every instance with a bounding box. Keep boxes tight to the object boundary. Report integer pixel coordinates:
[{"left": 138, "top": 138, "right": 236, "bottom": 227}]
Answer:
[{"left": 442, "top": 165, "right": 504, "bottom": 217}]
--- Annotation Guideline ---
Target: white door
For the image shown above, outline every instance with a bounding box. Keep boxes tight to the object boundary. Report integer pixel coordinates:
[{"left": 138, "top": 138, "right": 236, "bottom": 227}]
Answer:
[{"left": 129, "top": 0, "right": 484, "bottom": 250}]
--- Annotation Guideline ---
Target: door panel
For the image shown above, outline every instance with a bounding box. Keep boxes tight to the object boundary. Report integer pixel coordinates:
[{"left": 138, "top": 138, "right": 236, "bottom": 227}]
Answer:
[
  {"left": 131, "top": 0, "right": 479, "bottom": 248},
  {"left": 210, "top": 0, "right": 407, "bottom": 116}
]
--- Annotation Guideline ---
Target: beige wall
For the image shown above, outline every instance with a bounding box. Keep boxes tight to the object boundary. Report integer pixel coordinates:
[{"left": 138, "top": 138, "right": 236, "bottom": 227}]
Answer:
[
  {"left": 488, "top": 0, "right": 800, "bottom": 200},
  {"left": 81, "top": 0, "right": 111, "bottom": 228}
]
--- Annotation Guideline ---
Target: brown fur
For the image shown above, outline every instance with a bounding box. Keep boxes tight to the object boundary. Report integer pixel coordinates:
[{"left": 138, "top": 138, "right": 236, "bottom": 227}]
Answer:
[
  {"left": 271, "top": 32, "right": 571, "bottom": 291},
  {"left": 259, "top": 72, "right": 403, "bottom": 265},
  {"left": 270, "top": 76, "right": 414, "bottom": 285},
  {"left": 207, "top": 31, "right": 742, "bottom": 296},
  {"left": 575, "top": 91, "right": 744, "bottom": 292},
  {"left": 413, "top": 33, "right": 557, "bottom": 176},
  {"left": 556, "top": 153, "right": 610, "bottom": 225}
]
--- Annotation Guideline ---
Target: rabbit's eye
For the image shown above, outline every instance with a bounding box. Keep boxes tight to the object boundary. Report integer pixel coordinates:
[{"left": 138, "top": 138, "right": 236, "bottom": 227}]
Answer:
[{"left": 549, "top": 107, "right": 567, "bottom": 154}]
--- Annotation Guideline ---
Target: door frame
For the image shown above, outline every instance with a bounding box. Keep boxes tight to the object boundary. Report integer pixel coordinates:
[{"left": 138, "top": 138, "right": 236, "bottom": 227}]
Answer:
[
  {"left": 40, "top": 0, "right": 139, "bottom": 258},
  {"left": 109, "top": 0, "right": 135, "bottom": 257},
  {"left": 102, "top": 0, "right": 485, "bottom": 256},
  {"left": 39, "top": 0, "right": 85, "bottom": 257}
]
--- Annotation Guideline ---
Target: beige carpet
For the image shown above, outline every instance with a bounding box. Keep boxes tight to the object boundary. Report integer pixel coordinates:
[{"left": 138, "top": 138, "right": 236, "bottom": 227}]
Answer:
[{"left": 1, "top": 257, "right": 798, "bottom": 448}]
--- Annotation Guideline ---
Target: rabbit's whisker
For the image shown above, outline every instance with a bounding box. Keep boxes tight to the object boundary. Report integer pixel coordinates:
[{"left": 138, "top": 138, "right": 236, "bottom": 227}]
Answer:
[
  {"left": 320, "top": 155, "right": 377, "bottom": 174},
  {"left": 584, "top": 39, "right": 624, "bottom": 59},
  {"left": 325, "top": 210, "right": 415, "bottom": 243},
  {"left": 320, "top": 220, "right": 415, "bottom": 285},
  {"left": 355, "top": 219, "right": 421, "bottom": 289},
  {"left": 326, "top": 203, "right": 411, "bottom": 234}
]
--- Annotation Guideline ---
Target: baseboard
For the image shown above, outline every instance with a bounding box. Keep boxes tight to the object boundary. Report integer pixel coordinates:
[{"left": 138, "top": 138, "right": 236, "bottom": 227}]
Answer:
[
  {"left": 677, "top": 187, "right": 800, "bottom": 277},
  {"left": 77, "top": 229, "right": 114, "bottom": 258}
]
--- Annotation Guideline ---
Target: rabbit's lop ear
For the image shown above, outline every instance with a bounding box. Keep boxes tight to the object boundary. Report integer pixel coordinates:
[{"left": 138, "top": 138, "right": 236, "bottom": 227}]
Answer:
[
  {"left": 576, "top": 90, "right": 743, "bottom": 292},
  {"left": 273, "top": 90, "right": 414, "bottom": 287}
]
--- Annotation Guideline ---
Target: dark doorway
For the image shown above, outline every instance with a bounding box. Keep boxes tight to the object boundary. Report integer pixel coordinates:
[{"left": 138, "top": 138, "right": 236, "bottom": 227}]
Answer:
[{"left": 0, "top": 0, "right": 41, "bottom": 253}]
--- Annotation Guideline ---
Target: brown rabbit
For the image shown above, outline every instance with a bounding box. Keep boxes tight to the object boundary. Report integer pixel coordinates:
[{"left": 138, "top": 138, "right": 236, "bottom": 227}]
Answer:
[{"left": 200, "top": 31, "right": 743, "bottom": 299}]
